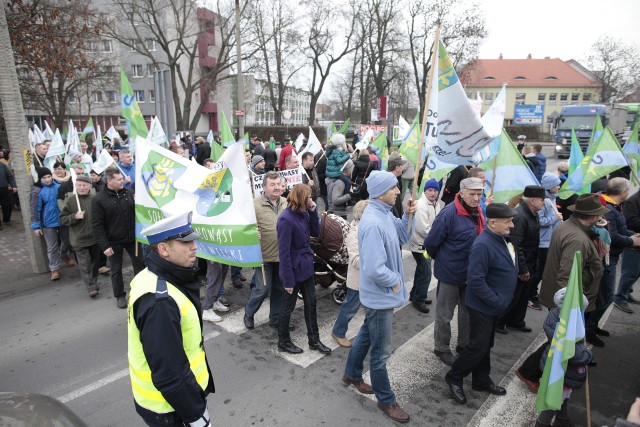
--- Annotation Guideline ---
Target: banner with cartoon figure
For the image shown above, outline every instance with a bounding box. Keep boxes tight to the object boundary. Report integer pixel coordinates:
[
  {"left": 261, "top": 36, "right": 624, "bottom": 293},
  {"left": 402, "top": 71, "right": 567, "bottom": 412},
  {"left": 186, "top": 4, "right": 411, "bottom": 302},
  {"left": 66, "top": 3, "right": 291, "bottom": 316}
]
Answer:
[{"left": 135, "top": 139, "right": 262, "bottom": 267}]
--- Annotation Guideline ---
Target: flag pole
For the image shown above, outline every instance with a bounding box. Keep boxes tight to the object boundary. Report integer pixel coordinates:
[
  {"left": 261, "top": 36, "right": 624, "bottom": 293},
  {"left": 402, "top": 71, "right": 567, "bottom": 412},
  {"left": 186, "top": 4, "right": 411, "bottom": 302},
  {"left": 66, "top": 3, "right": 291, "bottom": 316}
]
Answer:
[
  {"left": 408, "top": 25, "right": 440, "bottom": 233},
  {"left": 585, "top": 370, "right": 592, "bottom": 426},
  {"left": 490, "top": 154, "right": 498, "bottom": 195}
]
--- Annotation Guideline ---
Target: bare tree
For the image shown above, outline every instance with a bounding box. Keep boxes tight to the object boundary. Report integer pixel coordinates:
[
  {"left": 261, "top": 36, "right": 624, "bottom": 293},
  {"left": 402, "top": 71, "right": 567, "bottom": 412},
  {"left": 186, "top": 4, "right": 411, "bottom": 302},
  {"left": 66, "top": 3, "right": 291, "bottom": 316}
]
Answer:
[
  {"left": 5, "top": 0, "right": 108, "bottom": 130},
  {"left": 101, "top": 0, "right": 249, "bottom": 131},
  {"left": 407, "top": 0, "right": 486, "bottom": 117},
  {"left": 245, "top": 0, "right": 304, "bottom": 125},
  {"left": 301, "top": 0, "right": 360, "bottom": 125},
  {"left": 587, "top": 35, "right": 640, "bottom": 103}
]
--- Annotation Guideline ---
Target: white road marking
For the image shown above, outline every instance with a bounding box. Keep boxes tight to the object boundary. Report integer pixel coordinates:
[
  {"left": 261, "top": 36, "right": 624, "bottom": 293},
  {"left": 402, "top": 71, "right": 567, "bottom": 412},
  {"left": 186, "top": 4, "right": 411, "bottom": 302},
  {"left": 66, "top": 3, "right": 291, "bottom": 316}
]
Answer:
[{"left": 57, "top": 330, "right": 221, "bottom": 403}]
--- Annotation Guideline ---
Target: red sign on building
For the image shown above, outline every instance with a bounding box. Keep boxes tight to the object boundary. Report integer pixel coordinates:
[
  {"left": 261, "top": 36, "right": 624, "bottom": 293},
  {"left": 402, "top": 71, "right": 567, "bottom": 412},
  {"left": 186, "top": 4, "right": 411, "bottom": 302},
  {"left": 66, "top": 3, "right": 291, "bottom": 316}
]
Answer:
[{"left": 377, "top": 96, "right": 388, "bottom": 120}]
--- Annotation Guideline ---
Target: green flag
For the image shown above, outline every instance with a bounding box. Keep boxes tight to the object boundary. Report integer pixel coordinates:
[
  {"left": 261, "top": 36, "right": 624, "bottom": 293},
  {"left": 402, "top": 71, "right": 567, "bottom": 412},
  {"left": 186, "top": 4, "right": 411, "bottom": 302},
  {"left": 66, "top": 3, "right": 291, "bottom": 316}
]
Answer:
[
  {"left": 210, "top": 140, "right": 225, "bottom": 162},
  {"left": 568, "top": 128, "right": 590, "bottom": 195},
  {"left": 585, "top": 115, "right": 604, "bottom": 156},
  {"left": 622, "top": 124, "right": 640, "bottom": 185},
  {"left": 80, "top": 118, "right": 94, "bottom": 141},
  {"left": 371, "top": 131, "right": 389, "bottom": 170},
  {"left": 120, "top": 66, "right": 148, "bottom": 139},
  {"left": 536, "top": 251, "right": 585, "bottom": 411},
  {"left": 558, "top": 126, "right": 628, "bottom": 198},
  {"left": 338, "top": 119, "right": 351, "bottom": 135},
  {"left": 478, "top": 130, "right": 539, "bottom": 203},
  {"left": 423, "top": 154, "right": 456, "bottom": 183},
  {"left": 219, "top": 111, "right": 235, "bottom": 147},
  {"left": 398, "top": 114, "right": 421, "bottom": 167}
]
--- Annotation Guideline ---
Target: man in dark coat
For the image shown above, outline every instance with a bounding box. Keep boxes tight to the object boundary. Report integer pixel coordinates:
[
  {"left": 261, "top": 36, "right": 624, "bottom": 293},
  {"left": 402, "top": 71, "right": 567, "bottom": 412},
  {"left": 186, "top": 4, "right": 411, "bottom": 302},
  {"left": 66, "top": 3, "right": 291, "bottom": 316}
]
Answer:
[
  {"left": 92, "top": 168, "right": 145, "bottom": 308},
  {"left": 195, "top": 137, "right": 211, "bottom": 166},
  {"left": 445, "top": 203, "right": 518, "bottom": 404},
  {"left": 496, "top": 185, "right": 546, "bottom": 334},
  {"left": 441, "top": 165, "right": 468, "bottom": 205}
]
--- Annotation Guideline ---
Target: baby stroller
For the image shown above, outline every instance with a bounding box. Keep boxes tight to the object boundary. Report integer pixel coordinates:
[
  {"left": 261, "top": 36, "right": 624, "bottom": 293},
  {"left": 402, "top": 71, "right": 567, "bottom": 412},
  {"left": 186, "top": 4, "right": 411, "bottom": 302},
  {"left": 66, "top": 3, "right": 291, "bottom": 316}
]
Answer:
[{"left": 310, "top": 213, "right": 350, "bottom": 304}]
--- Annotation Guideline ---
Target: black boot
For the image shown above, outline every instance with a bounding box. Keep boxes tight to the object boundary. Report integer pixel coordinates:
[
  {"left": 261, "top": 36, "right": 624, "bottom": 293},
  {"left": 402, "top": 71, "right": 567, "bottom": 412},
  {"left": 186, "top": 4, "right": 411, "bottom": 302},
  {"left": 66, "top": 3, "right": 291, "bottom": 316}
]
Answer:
[
  {"left": 309, "top": 341, "right": 331, "bottom": 354},
  {"left": 278, "top": 341, "right": 303, "bottom": 354}
]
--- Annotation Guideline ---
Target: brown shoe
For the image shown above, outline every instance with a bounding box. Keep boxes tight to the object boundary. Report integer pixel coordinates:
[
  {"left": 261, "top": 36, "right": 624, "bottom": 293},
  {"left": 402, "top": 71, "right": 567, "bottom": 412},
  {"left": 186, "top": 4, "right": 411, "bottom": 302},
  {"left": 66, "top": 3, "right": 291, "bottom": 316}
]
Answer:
[
  {"left": 98, "top": 266, "right": 110, "bottom": 274},
  {"left": 377, "top": 402, "right": 410, "bottom": 423},
  {"left": 63, "top": 257, "right": 75, "bottom": 267},
  {"left": 50, "top": 270, "right": 60, "bottom": 281},
  {"left": 89, "top": 287, "right": 99, "bottom": 298},
  {"left": 342, "top": 375, "right": 374, "bottom": 394},
  {"left": 515, "top": 369, "right": 539, "bottom": 394},
  {"left": 332, "top": 333, "right": 352, "bottom": 348},
  {"left": 232, "top": 279, "right": 243, "bottom": 289}
]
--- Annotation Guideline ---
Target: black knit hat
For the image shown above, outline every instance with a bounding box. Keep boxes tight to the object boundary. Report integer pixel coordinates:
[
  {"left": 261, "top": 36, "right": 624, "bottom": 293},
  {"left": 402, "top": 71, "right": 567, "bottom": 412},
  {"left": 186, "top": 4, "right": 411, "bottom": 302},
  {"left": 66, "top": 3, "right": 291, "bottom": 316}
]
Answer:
[{"left": 36, "top": 167, "right": 52, "bottom": 181}]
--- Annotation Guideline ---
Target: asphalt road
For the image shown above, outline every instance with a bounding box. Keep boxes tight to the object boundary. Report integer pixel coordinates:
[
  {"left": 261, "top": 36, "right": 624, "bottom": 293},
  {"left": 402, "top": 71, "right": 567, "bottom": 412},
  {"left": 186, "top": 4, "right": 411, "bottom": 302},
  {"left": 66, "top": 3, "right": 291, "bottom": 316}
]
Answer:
[{"left": 1, "top": 144, "right": 639, "bottom": 426}]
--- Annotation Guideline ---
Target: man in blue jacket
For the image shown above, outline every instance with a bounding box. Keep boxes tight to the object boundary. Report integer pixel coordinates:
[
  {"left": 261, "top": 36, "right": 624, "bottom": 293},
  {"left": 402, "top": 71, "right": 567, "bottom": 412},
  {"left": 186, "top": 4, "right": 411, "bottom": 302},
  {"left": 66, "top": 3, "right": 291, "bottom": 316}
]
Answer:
[
  {"left": 342, "top": 170, "right": 416, "bottom": 424},
  {"left": 444, "top": 203, "right": 518, "bottom": 404},
  {"left": 425, "top": 177, "right": 485, "bottom": 366}
]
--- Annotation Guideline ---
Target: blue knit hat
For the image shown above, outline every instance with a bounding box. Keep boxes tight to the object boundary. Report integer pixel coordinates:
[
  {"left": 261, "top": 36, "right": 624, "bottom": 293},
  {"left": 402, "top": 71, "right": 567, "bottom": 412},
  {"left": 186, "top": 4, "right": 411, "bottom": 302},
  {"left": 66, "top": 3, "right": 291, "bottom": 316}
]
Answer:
[
  {"left": 366, "top": 170, "right": 398, "bottom": 199},
  {"left": 423, "top": 178, "right": 440, "bottom": 192},
  {"left": 541, "top": 172, "right": 561, "bottom": 190}
]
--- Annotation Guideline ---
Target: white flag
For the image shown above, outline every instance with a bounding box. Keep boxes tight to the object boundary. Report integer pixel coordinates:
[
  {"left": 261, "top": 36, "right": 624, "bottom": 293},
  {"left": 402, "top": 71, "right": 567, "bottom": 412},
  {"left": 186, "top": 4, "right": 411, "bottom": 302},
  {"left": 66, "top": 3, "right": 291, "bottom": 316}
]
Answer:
[
  {"left": 92, "top": 148, "right": 116, "bottom": 174},
  {"left": 148, "top": 117, "right": 169, "bottom": 147},
  {"left": 294, "top": 133, "right": 305, "bottom": 152},
  {"left": 95, "top": 125, "right": 103, "bottom": 155},
  {"left": 105, "top": 126, "right": 119, "bottom": 143},
  {"left": 297, "top": 127, "right": 323, "bottom": 160}
]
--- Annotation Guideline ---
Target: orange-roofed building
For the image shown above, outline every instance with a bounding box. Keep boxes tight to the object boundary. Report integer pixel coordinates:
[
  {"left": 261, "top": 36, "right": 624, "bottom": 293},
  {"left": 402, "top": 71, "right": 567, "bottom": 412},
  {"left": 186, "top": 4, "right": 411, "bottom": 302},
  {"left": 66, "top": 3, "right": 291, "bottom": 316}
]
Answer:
[{"left": 460, "top": 55, "right": 602, "bottom": 132}]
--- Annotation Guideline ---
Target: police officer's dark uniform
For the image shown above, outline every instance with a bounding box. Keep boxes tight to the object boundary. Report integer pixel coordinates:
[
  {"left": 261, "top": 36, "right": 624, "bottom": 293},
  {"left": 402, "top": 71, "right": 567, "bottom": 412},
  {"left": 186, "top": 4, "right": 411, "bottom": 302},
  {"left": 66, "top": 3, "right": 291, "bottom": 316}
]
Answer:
[{"left": 128, "top": 211, "right": 214, "bottom": 427}]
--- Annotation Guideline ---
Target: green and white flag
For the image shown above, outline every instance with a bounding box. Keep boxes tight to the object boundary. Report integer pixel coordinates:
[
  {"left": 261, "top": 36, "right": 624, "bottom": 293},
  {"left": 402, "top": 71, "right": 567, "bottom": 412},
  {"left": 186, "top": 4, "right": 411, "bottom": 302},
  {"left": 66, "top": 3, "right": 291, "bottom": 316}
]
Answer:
[
  {"left": 120, "top": 66, "right": 148, "bottom": 140},
  {"left": 135, "top": 140, "right": 262, "bottom": 267},
  {"left": 479, "top": 130, "right": 539, "bottom": 203},
  {"left": 80, "top": 118, "right": 95, "bottom": 141},
  {"left": 558, "top": 126, "right": 628, "bottom": 198},
  {"left": 370, "top": 131, "right": 389, "bottom": 171},
  {"left": 148, "top": 117, "right": 169, "bottom": 147}
]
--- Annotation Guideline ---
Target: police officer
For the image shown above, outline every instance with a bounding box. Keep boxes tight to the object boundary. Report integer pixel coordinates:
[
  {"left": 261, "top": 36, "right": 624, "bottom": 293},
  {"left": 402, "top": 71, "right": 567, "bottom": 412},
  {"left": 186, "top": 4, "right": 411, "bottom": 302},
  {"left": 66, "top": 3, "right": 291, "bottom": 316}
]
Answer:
[{"left": 128, "top": 211, "right": 214, "bottom": 427}]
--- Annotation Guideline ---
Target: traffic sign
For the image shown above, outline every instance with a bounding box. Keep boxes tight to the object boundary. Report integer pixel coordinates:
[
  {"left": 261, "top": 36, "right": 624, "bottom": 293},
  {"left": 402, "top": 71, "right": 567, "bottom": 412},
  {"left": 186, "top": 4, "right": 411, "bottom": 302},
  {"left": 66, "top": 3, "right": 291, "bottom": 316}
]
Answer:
[{"left": 234, "top": 109, "right": 245, "bottom": 116}]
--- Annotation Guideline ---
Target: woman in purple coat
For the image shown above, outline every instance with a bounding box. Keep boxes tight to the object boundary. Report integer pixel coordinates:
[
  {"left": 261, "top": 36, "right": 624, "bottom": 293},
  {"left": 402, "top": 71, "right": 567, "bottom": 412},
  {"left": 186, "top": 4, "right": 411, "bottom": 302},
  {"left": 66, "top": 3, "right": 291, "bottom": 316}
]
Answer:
[{"left": 276, "top": 184, "right": 331, "bottom": 355}]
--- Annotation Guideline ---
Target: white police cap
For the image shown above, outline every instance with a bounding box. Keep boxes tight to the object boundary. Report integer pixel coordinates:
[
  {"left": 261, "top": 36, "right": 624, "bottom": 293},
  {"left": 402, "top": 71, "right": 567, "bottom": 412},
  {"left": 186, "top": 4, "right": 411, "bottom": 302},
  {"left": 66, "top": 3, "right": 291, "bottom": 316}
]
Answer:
[{"left": 141, "top": 211, "right": 201, "bottom": 244}]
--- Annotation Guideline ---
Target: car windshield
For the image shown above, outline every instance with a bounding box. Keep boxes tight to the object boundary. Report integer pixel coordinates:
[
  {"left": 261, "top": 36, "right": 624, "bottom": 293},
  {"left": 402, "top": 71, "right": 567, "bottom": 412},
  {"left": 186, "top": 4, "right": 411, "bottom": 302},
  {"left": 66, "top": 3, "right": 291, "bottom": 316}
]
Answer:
[{"left": 558, "top": 116, "right": 597, "bottom": 130}]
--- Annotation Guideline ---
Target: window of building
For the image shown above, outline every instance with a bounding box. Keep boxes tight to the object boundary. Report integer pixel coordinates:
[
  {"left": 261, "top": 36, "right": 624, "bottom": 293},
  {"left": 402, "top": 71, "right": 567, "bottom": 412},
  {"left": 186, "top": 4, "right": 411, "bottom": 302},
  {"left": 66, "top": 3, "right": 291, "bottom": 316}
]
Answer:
[
  {"left": 538, "top": 93, "right": 546, "bottom": 101},
  {"left": 134, "top": 90, "right": 145, "bottom": 103},
  {"left": 68, "top": 91, "right": 76, "bottom": 104},
  {"left": 93, "top": 91, "right": 103, "bottom": 103},
  {"left": 106, "top": 65, "right": 118, "bottom": 74},
  {"left": 515, "top": 93, "right": 526, "bottom": 105},
  {"left": 549, "top": 93, "right": 557, "bottom": 102},
  {"left": 560, "top": 93, "right": 568, "bottom": 104},
  {"left": 583, "top": 93, "right": 591, "bottom": 102},
  {"left": 149, "top": 90, "right": 155, "bottom": 103},
  {"left": 484, "top": 93, "right": 493, "bottom": 105},
  {"left": 103, "top": 40, "right": 113, "bottom": 52},
  {"left": 147, "top": 64, "right": 159, "bottom": 77},
  {"left": 146, "top": 39, "right": 156, "bottom": 51},
  {"left": 483, "top": 76, "right": 496, "bottom": 80},
  {"left": 106, "top": 90, "right": 117, "bottom": 103},
  {"left": 513, "top": 76, "right": 527, "bottom": 80},
  {"left": 571, "top": 93, "right": 580, "bottom": 102},
  {"left": 544, "top": 76, "right": 558, "bottom": 80},
  {"left": 132, "top": 64, "right": 143, "bottom": 77}
]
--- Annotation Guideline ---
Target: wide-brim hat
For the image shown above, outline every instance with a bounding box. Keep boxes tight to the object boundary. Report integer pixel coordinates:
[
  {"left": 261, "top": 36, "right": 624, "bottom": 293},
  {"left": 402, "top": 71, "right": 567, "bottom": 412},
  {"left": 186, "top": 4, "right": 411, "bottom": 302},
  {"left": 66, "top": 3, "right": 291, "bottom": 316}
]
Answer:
[{"left": 568, "top": 194, "right": 610, "bottom": 215}]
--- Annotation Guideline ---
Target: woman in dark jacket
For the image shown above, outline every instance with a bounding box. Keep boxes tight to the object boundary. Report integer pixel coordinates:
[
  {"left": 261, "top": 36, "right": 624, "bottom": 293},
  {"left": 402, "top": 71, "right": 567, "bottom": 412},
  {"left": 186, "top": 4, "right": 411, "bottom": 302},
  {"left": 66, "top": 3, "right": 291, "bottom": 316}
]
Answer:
[
  {"left": 352, "top": 149, "right": 372, "bottom": 201},
  {"left": 276, "top": 184, "right": 330, "bottom": 355}
]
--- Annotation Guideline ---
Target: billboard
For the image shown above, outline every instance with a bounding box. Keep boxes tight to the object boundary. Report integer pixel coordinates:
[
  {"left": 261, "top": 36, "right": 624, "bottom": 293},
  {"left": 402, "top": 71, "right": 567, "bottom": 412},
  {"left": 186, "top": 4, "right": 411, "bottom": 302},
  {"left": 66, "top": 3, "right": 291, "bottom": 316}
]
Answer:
[{"left": 513, "top": 105, "right": 544, "bottom": 126}]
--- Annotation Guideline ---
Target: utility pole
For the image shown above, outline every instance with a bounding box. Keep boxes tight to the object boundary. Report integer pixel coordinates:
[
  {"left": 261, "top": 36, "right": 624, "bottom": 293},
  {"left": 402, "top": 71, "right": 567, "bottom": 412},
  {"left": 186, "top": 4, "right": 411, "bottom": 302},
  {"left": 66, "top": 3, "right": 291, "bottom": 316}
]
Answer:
[
  {"left": 235, "top": 0, "right": 244, "bottom": 137},
  {"left": 0, "top": 5, "right": 48, "bottom": 273}
]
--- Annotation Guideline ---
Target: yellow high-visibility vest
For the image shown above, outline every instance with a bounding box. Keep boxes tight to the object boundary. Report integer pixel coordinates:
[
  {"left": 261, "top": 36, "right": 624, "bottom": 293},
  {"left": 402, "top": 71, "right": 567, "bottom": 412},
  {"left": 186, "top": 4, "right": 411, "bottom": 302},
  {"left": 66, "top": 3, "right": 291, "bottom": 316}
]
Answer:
[{"left": 127, "top": 268, "right": 209, "bottom": 414}]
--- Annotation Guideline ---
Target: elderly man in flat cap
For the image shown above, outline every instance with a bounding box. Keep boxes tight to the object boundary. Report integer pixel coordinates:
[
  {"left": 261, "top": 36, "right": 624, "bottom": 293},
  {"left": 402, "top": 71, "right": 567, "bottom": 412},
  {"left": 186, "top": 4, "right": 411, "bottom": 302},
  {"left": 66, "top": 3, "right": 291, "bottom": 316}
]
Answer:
[
  {"left": 445, "top": 203, "right": 518, "bottom": 404},
  {"left": 496, "top": 185, "right": 546, "bottom": 334},
  {"left": 128, "top": 211, "right": 214, "bottom": 427}
]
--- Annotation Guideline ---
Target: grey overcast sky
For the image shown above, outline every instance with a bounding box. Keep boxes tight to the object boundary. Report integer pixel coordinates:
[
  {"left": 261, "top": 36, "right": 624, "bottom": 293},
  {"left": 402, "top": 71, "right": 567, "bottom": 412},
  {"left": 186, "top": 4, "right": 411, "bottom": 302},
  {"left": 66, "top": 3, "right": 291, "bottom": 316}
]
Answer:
[{"left": 477, "top": 0, "right": 640, "bottom": 61}]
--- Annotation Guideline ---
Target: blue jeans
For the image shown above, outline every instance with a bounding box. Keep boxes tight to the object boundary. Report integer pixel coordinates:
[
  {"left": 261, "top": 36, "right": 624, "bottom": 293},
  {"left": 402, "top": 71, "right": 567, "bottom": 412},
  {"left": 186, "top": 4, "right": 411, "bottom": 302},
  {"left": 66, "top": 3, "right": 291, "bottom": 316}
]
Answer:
[
  {"left": 344, "top": 307, "right": 395, "bottom": 404},
  {"left": 332, "top": 288, "right": 360, "bottom": 338},
  {"left": 245, "top": 262, "right": 283, "bottom": 325},
  {"left": 615, "top": 249, "right": 640, "bottom": 304},
  {"left": 410, "top": 252, "right": 432, "bottom": 304},
  {"left": 231, "top": 266, "right": 243, "bottom": 281}
]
